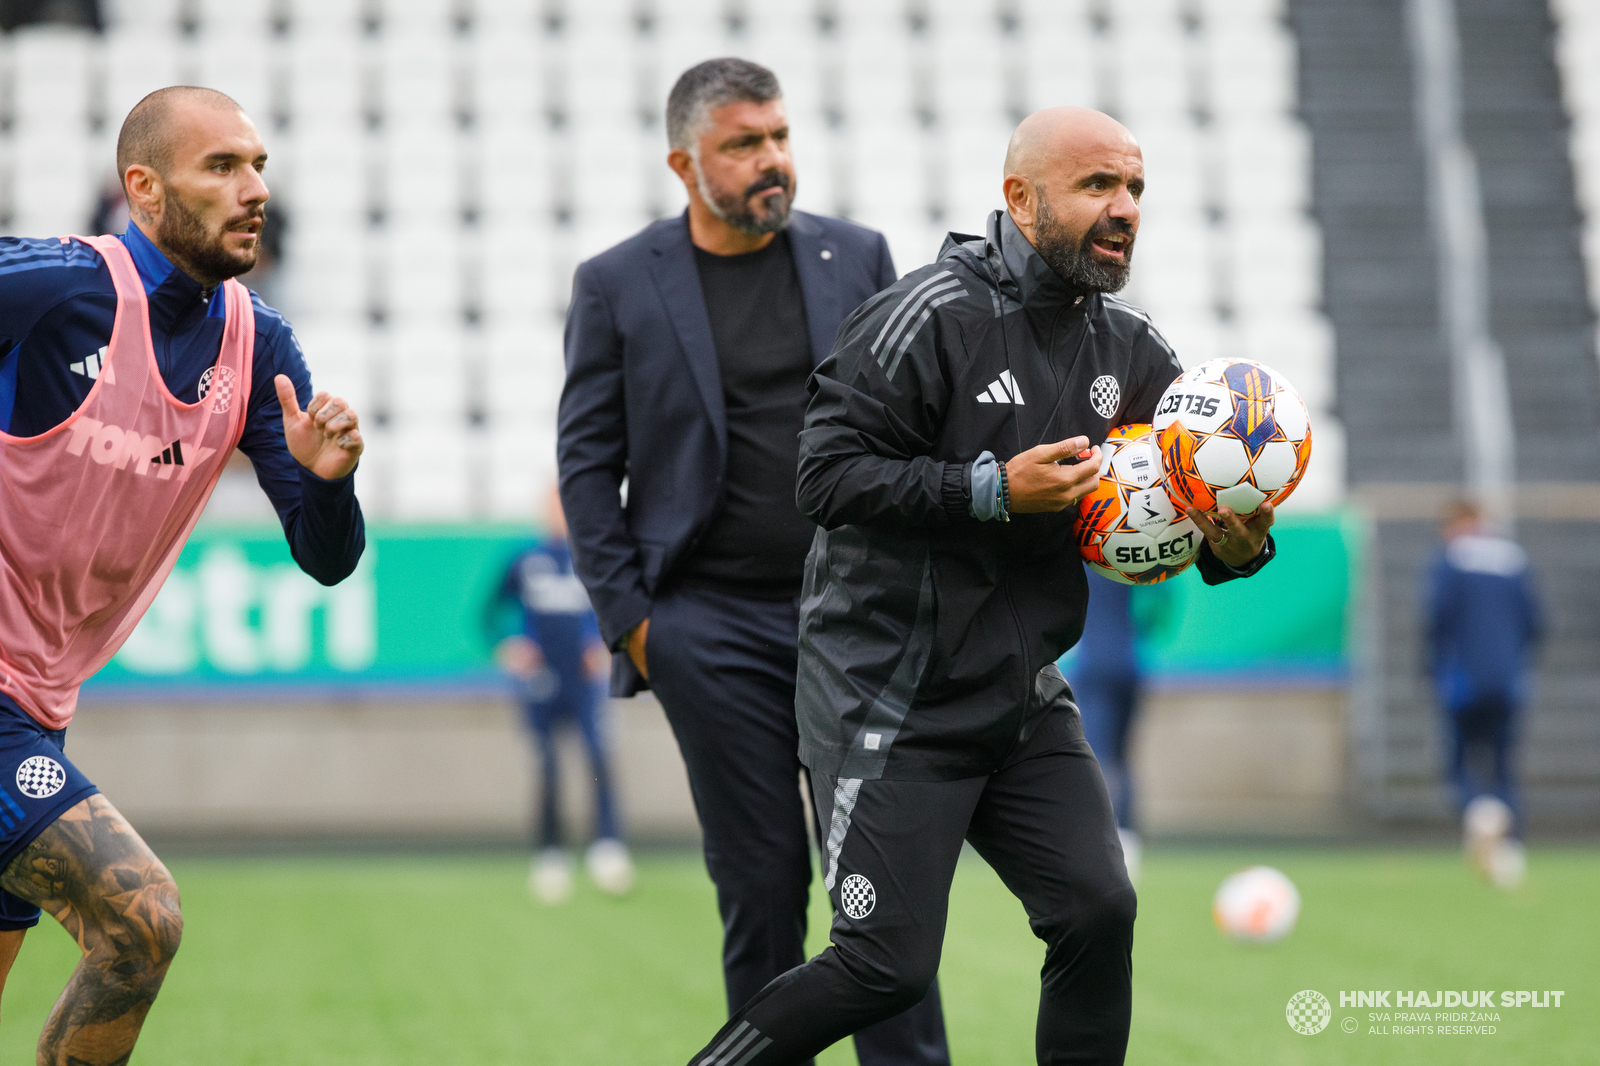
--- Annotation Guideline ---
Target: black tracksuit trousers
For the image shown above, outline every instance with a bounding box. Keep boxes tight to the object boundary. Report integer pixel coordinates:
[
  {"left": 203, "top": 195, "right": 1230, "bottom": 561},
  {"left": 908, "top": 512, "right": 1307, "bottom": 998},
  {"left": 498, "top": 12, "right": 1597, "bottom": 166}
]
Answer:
[{"left": 684, "top": 704, "right": 1137, "bottom": 1066}]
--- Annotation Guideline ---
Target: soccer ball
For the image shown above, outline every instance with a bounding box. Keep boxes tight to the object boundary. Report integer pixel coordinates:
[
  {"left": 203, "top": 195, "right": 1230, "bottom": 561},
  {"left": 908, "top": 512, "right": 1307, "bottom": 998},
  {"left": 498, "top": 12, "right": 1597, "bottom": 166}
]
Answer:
[
  {"left": 1072, "top": 424, "right": 1203, "bottom": 585},
  {"left": 1153, "top": 360, "right": 1313, "bottom": 515},
  {"left": 1213, "top": 866, "right": 1301, "bottom": 942}
]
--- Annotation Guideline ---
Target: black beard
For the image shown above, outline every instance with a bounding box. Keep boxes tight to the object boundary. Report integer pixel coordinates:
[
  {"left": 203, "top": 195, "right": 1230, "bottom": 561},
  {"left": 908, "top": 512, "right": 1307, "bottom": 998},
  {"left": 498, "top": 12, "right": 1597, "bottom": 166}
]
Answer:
[
  {"left": 700, "top": 168, "right": 794, "bottom": 236},
  {"left": 1033, "top": 194, "right": 1132, "bottom": 294},
  {"left": 157, "top": 192, "right": 260, "bottom": 286}
]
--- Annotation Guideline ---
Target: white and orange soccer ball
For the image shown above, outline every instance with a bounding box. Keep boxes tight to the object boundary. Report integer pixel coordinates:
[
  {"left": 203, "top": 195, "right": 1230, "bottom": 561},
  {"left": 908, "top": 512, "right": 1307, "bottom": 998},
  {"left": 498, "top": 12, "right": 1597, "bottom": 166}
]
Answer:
[
  {"left": 1153, "top": 360, "right": 1313, "bottom": 516},
  {"left": 1072, "top": 423, "right": 1204, "bottom": 585},
  {"left": 1213, "top": 866, "right": 1301, "bottom": 942}
]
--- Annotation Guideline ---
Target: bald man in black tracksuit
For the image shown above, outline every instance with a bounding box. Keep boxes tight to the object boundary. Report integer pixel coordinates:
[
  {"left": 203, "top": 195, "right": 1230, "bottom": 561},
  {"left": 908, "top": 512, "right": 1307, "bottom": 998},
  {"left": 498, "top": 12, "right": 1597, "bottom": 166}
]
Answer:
[{"left": 684, "top": 122, "right": 1280, "bottom": 1061}]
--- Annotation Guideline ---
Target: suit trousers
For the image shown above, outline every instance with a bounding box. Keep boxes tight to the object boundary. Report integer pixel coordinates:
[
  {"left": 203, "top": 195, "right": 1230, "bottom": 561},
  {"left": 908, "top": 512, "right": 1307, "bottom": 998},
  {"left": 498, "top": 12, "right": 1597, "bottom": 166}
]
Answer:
[{"left": 646, "top": 582, "right": 950, "bottom": 1066}]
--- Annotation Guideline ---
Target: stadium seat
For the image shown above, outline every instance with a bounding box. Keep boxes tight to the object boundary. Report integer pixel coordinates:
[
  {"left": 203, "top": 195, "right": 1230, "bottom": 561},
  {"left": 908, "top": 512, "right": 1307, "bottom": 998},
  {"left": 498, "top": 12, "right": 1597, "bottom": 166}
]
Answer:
[
  {"left": 193, "top": 34, "right": 274, "bottom": 116},
  {"left": 1149, "top": 314, "right": 1226, "bottom": 369},
  {"left": 1238, "top": 311, "right": 1335, "bottom": 413},
  {"left": 285, "top": 0, "right": 364, "bottom": 41},
  {"left": 389, "top": 425, "right": 476, "bottom": 519},
  {"left": 293, "top": 322, "right": 374, "bottom": 412},
  {"left": 195, "top": 0, "right": 274, "bottom": 34},
  {"left": 102, "top": 0, "right": 182, "bottom": 34}
]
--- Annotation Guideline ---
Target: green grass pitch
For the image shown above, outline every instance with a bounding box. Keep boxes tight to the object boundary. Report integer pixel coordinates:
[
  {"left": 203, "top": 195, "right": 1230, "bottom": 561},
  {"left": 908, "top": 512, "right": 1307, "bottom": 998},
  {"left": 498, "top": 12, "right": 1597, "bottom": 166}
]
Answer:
[{"left": 1, "top": 846, "right": 1591, "bottom": 1064}]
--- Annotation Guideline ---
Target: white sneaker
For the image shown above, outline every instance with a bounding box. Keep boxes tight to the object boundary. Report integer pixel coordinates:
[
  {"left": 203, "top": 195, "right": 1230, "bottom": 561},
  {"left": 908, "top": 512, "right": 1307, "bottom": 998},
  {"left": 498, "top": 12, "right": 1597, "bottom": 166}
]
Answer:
[
  {"left": 1488, "top": 839, "right": 1526, "bottom": 891},
  {"left": 1118, "top": 829, "right": 1142, "bottom": 888},
  {"left": 530, "top": 849, "right": 574, "bottom": 904},
  {"left": 586, "top": 838, "right": 635, "bottom": 896},
  {"left": 1463, "top": 796, "right": 1513, "bottom": 880}
]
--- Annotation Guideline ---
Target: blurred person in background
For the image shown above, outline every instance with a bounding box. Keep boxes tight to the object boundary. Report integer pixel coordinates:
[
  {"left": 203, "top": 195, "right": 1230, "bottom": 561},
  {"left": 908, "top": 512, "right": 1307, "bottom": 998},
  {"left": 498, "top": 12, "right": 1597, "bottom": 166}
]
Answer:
[
  {"left": 0, "top": 86, "right": 365, "bottom": 1063},
  {"left": 485, "top": 487, "right": 632, "bottom": 903},
  {"left": 1427, "top": 499, "right": 1542, "bottom": 887},
  {"left": 1067, "top": 571, "right": 1176, "bottom": 887},
  {"left": 559, "top": 57, "right": 950, "bottom": 1066}
]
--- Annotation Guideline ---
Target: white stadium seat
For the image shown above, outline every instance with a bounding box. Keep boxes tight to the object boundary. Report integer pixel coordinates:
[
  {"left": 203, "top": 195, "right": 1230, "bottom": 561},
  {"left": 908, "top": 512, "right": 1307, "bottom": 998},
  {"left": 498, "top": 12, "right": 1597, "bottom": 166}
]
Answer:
[
  {"left": 1149, "top": 314, "right": 1226, "bottom": 369},
  {"left": 389, "top": 426, "right": 475, "bottom": 519},
  {"left": 193, "top": 33, "right": 274, "bottom": 116},
  {"left": 1238, "top": 311, "right": 1335, "bottom": 413},
  {"left": 101, "top": 0, "right": 181, "bottom": 34},
  {"left": 284, "top": 0, "right": 364, "bottom": 40},
  {"left": 194, "top": 0, "right": 274, "bottom": 38}
]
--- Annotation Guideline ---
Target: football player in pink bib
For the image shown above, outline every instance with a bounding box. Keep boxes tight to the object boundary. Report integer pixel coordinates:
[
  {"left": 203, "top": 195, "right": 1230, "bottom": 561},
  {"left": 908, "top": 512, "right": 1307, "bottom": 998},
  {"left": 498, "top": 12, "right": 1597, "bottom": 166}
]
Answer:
[{"left": 0, "top": 87, "right": 365, "bottom": 1062}]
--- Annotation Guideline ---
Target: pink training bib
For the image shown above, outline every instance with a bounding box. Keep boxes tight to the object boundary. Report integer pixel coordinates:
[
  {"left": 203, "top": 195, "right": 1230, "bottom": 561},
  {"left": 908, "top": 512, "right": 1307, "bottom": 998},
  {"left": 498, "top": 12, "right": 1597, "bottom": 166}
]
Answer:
[{"left": 0, "top": 235, "right": 253, "bottom": 729}]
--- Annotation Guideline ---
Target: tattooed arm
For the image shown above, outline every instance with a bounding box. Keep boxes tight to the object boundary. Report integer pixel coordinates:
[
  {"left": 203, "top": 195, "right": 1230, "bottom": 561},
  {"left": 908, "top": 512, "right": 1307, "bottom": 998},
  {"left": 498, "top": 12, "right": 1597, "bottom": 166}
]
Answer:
[{"left": 0, "top": 794, "right": 183, "bottom": 1066}]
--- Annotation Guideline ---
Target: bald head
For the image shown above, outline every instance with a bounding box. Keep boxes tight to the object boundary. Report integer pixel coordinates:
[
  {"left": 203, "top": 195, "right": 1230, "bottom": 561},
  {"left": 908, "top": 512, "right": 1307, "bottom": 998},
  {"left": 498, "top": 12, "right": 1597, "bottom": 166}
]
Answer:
[
  {"left": 1001, "top": 107, "right": 1144, "bottom": 295},
  {"left": 116, "top": 86, "right": 244, "bottom": 183},
  {"left": 1003, "top": 106, "right": 1139, "bottom": 181}
]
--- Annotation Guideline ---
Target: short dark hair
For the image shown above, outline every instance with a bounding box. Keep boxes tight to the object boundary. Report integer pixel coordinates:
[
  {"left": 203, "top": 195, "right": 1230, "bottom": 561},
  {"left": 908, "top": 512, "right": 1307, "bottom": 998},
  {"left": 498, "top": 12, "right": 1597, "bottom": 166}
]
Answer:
[
  {"left": 665, "top": 58, "right": 782, "bottom": 151},
  {"left": 116, "top": 86, "right": 243, "bottom": 182}
]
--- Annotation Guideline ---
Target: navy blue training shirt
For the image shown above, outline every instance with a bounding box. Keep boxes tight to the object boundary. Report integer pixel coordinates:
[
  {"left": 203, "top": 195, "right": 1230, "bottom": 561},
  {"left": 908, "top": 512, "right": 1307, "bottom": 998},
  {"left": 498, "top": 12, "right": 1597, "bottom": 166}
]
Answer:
[
  {"left": 489, "top": 539, "right": 603, "bottom": 681},
  {"left": 0, "top": 224, "right": 364, "bottom": 588},
  {"left": 1426, "top": 534, "right": 1543, "bottom": 710}
]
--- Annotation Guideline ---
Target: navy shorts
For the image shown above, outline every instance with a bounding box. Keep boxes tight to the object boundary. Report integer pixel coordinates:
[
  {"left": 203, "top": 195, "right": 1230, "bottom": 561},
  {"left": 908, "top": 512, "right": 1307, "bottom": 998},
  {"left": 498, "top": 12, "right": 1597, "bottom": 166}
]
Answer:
[{"left": 0, "top": 696, "right": 99, "bottom": 930}]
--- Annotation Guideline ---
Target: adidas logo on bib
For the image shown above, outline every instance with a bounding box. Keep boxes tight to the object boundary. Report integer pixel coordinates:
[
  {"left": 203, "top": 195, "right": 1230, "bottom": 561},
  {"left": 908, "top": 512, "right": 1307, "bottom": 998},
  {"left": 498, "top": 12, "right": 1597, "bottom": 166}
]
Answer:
[
  {"left": 976, "top": 370, "right": 1025, "bottom": 405},
  {"left": 150, "top": 440, "right": 186, "bottom": 467}
]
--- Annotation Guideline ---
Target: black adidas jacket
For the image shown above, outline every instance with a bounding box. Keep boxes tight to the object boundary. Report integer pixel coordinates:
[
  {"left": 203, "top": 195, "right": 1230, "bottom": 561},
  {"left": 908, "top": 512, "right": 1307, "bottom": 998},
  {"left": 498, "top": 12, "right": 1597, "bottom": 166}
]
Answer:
[{"left": 794, "top": 210, "right": 1273, "bottom": 781}]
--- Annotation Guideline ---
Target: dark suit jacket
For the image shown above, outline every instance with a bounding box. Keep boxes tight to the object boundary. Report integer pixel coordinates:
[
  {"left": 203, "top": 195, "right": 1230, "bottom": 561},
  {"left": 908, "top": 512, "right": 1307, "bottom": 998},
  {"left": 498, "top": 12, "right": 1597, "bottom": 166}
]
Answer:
[{"left": 557, "top": 209, "right": 897, "bottom": 695}]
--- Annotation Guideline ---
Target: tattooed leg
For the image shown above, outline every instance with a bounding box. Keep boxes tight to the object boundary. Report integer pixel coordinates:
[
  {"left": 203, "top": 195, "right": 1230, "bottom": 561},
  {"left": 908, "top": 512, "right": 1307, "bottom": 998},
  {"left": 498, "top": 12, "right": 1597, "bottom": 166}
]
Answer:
[
  {"left": 0, "top": 927, "right": 24, "bottom": 1022},
  {"left": 0, "top": 795, "right": 183, "bottom": 1066}
]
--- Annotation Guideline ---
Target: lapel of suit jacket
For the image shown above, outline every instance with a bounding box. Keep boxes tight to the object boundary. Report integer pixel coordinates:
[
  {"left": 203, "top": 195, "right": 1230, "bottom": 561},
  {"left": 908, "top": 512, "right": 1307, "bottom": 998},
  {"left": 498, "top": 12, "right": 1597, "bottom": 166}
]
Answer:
[
  {"left": 647, "top": 214, "right": 726, "bottom": 455},
  {"left": 787, "top": 212, "right": 842, "bottom": 368}
]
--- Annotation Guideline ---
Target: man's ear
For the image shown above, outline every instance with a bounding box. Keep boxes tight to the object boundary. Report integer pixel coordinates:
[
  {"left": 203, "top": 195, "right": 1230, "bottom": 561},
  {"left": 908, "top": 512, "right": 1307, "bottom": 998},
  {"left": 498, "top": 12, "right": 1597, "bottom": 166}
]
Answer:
[
  {"left": 666, "top": 148, "right": 698, "bottom": 194},
  {"left": 123, "top": 164, "right": 164, "bottom": 224},
  {"left": 1003, "top": 174, "right": 1038, "bottom": 230}
]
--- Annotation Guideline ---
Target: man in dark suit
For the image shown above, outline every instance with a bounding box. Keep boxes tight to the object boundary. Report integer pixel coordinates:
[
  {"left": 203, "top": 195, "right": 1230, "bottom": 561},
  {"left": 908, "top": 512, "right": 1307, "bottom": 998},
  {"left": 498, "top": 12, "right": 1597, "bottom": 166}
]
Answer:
[{"left": 558, "top": 58, "right": 949, "bottom": 1066}]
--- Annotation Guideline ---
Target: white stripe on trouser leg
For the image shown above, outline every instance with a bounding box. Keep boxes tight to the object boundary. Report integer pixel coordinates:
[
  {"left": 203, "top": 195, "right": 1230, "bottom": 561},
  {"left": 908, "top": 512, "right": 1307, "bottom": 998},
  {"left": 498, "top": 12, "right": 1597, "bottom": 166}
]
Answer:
[
  {"left": 698, "top": 1021, "right": 749, "bottom": 1066},
  {"left": 729, "top": 1037, "right": 773, "bottom": 1066},
  {"left": 823, "top": 778, "right": 863, "bottom": 892},
  {"left": 712, "top": 1023, "right": 763, "bottom": 1066}
]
